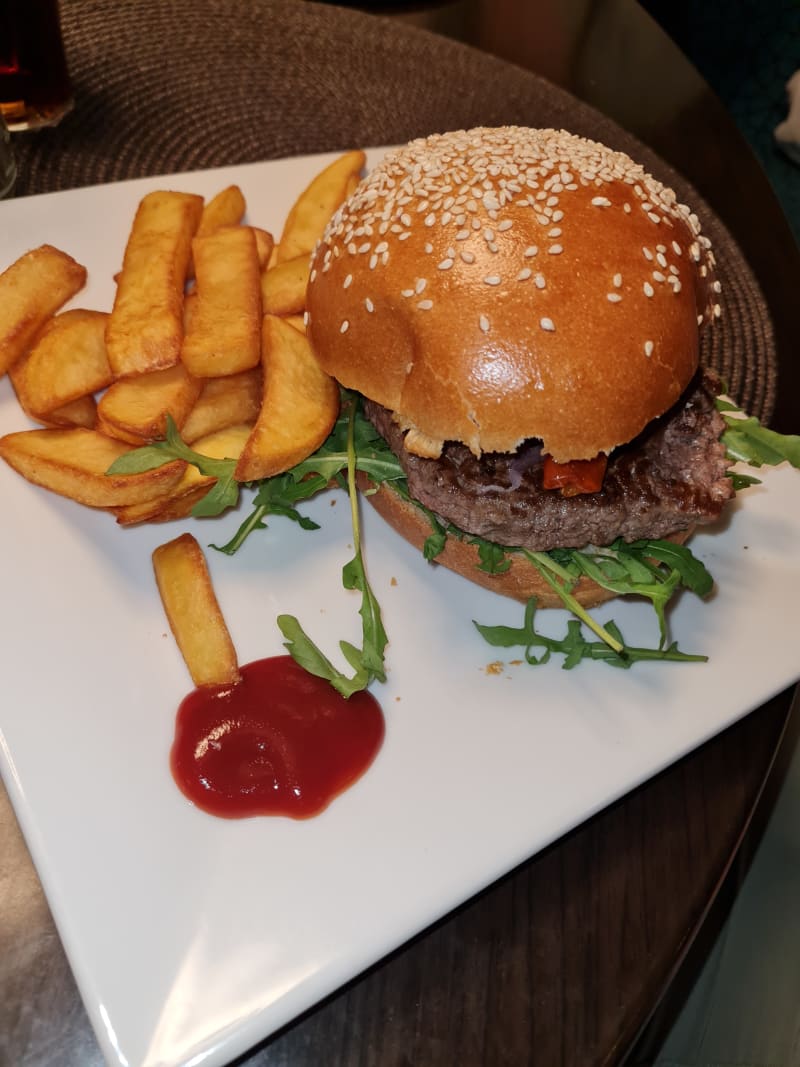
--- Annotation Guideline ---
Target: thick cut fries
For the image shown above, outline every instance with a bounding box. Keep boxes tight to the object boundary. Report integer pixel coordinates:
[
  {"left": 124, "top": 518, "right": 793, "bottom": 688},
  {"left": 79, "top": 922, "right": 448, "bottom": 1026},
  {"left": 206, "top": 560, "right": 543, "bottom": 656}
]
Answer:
[
  {"left": 276, "top": 150, "right": 365, "bottom": 263},
  {"left": 114, "top": 423, "right": 252, "bottom": 526},
  {"left": 181, "top": 369, "right": 262, "bottom": 443},
  {"left": 235, "top": 315, "right": 339, "bottom": 481},
  {"left": 0, "top": 428, "right": 186, "bottom": 507},
  {"left": 97, "top": 363, "right": 201, "bottom": 444},
  {"left": 106, "top": 190, "right": 203, "bottom": 377},
  {"left": 10, "top": 309, "right": 112, "bottom": 417},
  {"left": 181, "top": 225, "right": 262, "bottom": 378},
  {"left": 196, "top": 185, "right": 246, "bottom": 239},
  {"left": 152, "top": 533, "right": 241, "bottom": 687},
  {"left": 261, "top": 255, "right": 310, "bottom": 316},
  {"left": 0, "top": 245, "right": 87, "bottom": 376}
]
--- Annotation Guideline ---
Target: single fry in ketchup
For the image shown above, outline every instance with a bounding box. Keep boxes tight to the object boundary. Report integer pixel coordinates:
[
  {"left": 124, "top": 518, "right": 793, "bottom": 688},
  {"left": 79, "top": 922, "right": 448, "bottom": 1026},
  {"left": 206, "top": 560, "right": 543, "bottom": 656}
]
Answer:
[{"left": 152, "top": 533, "right": 241, "bottom": 688}]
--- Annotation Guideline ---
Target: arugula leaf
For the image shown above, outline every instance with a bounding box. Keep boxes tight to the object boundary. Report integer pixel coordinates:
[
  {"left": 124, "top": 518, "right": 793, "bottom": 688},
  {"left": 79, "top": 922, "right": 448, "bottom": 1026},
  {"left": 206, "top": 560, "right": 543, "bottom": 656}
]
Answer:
[
  {"left": 105, "top": 415, "right": 240, "bottom": 515},
  {"left": 717, "top": 398, "right": 800, "bottom": 470},
  {"left": 276, "top": 396, "right": 388, "bottom": 697},
  {"left": 470, "top": 536, "right": 512, "bottom": 574},
  {"left": 474, "top": 597, "right": 707, "bottom": 669}
]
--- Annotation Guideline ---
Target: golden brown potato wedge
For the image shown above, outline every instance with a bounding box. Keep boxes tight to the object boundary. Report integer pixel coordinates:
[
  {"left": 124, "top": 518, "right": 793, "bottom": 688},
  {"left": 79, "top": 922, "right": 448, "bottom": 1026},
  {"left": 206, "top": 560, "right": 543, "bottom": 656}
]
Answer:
[
  {"left": 196, "top": 185, "right": 246, "bottom": 239},
  {"left": 276, "top": 150, "right": 366, "bottom": 263},
  {"left": 261, "top": 255, "right": 310, "bottom": 316},
  {"left": 96, "top": 363, "right": 202, "bottom": 444},
  {"left": 0, "top": 245, "right": 87, "bottom": 376},
  {"left": 181, "top": 225, "right": 261, "bottom": 378},
  {"left": 251, "top": 227, "right": 275, "bottom": 270},
  {"left": 114, "top": 424, "right": 252, "bottom": 525},
  {"left": 9, "top": 309, "right": 112, "bottom": 417},
  {"left": 152, "top": 532, "right": 241, "bottom": 687},
  {"left": 234, "top": 315, "right": 339, "bottom": 481},
  {"left": 106, "top": 190, "right": 203, "bottom": 377},
  {"left": 181, "top": 368, "right": 262, "bottom": 443},
  {"left": 0, "top": 428, "right": 186, "bottom": 507},
  {"left": 37, "top": 394, "right": 98, "bottom": 429}
]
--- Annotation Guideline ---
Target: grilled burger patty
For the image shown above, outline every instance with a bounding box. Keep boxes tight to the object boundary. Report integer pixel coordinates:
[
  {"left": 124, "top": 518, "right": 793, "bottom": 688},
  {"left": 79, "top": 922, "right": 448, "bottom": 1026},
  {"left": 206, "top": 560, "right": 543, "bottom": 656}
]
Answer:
[{"left": 364, "top": 369, "right": 733, "bottom": 552}]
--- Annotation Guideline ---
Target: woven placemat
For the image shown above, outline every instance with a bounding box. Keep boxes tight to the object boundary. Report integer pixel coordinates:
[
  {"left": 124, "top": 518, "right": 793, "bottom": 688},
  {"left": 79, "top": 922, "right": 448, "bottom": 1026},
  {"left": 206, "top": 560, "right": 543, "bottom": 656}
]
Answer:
[{"left": 11, "top": 0, "right": 775, "bottom": 421}]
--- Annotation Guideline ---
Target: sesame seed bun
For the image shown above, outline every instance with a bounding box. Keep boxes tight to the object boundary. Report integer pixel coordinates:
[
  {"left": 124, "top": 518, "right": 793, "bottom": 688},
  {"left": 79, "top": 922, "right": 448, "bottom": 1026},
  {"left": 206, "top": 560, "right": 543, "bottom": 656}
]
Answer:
[{"left": 307, "top": 126, "right": 718, "bottom": 462}]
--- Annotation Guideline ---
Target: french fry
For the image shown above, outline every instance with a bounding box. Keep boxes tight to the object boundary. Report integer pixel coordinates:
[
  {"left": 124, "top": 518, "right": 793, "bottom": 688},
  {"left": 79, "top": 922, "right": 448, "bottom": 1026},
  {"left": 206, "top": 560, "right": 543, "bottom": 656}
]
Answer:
[
  {"left": 106, "top": 190, "right": 203, "bottom": 377},
  {"left": 0, "top": 245, "right": 87, "bottom": 376},
  {"left": 284, "top": 314, "right": 307, "bottom": 334},
  {"left": 152, "top": 533, "right": 240, "bottom": 687},
  {"left": 251, "top": 227, "right": 275, "bottom": 269},
  {"left": 181, "top": 368, "right": 262, "bottom": 443},
  {"left": 261, "top": 255, "right": 310, "bottom": 316},
  {"left": 38, "top": 394, "right": 97, "bottom": 429},
  {"left": 276, "top": 150, "right": 366, "bottom": 263},
  {"left": 0, "top": 428, "right": 186, "bottom": 507},
  {"left": 196, "top": 185, "right": 246, "bottom": 239},
  {"left": 114, "top": 424, "right": 252, "bottom": 525},
  {"left": 9, "top": 309, "right": 113, "bottom": 417},
  {"left": 96, "top": 363, "right": 202, "bottom": 444},
  {"left": 181, "top": 225, "right": 261, "bottom": 378},
  {"left": 234, "top": 315, "right": 339, "bottom": 481}
]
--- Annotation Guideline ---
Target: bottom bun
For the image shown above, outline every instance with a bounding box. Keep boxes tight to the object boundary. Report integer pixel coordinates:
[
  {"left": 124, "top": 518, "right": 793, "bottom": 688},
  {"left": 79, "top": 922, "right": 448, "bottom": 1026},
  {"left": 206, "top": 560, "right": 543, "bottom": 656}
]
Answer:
[{"left": 361, "top": 478, "right": 691, "bottom": 609}]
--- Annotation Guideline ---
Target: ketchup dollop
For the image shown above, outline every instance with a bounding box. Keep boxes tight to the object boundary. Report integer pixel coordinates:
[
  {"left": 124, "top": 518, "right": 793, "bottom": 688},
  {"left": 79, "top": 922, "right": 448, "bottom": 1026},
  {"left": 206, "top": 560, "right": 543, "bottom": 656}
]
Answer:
[{"left": 170, "top": 656, "right": 385, "bottom": 819}]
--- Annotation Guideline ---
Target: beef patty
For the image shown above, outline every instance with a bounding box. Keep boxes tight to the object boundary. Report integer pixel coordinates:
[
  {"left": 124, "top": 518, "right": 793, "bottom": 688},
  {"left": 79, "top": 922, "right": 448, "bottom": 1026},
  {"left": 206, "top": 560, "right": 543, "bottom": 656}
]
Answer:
[{"left": 364, "top": 369, "right": 734, "bottom": 551}]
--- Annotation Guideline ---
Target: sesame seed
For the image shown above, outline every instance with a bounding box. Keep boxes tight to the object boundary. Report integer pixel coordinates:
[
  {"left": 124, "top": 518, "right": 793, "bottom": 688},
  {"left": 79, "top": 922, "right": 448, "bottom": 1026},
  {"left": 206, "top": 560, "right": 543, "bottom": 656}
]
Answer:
[
  {"left": 534, "top": 273, "right": 546, "bottom": 289},
  {"left": 644, "top": 340, "right": 654, "bottom": 356},
  {"left": 713, "top": 303, "right": 721, "bottom": 318},
  {"left": 401, "top": 289, "right": 413, "bottom": 298},
  {"left": 642, "top": 247, "right": 653, "bottom": 261},
  {"left": 607, "top": 292, "right": 622, "bottom": 303},
  {"left": 656, "top": 252, "right": 667, "bottom": 268},
  {"left": 497, "top": 219, "right": 513, "bottom": 231},
  {"left": 613, "top": 273, "right": 622, "bottom": 287},
  {"left": 479, "top": 314, "right": 490, "bottom": 332},
  {"left": 310, "top": 268, "right": 317, "bottom": 283},
  {"left": 623, "top": 203, "right": 632, "bottom": 213},
  {"left": 540, "top": 317, "right": 555, "bottom": 331},
  {"left": 517, "top": 267, "right": 532, "bottom": 281},
  {"left": 643, "top": 282, "right": 654, "bottom": 297},
  {"left": 358, "top": 242, "right": 370, "bottom": 254},
  {"left": 303, "top": 311, "right": 309, "bottom": 325},
  {"left": 672, "top": 241, "right": 682, "bottom": 255},
  {"left": 340, "top": 320, "right": 349, "bottom": 333},
  {"left": 648, "top": 212, "right": 661, "bottom": 224},
  {"left": 524, "top": 245, "right": 539, "bottom": 257},
  {"left": 343, "top": 273, "right": 352, "bottom": 289},
  {"left": 415, "top": 278, "right": 427, "bottom": 293},
  {"left": 460, "top": 250, "right": 476, "bottom": 264},
  {"left": 652, "top": 270, "right": 665, "bottom": 282},
  {"left": 418, "top": 299, "right": 433, "bottom": 310},
  {"left": 712, "top": 280, "right": 722, "bottom": 293},
  {"left": 551, "top": 209, "right": 564, "bottom": 222},
  {"left": 438, "top": 258, "right": 454, "bottom": 270},
  {"left": 591, "top": 196, "right": 612, "bottom": 207},
  {"left": 369, "top": 254, "right": 378, "bottom": 269},
  {"left": 484, "top": 274, "right": 502, "bottom": 285},
  {"left": 697, "top": 313, "right": 704, "bottom": 325},
  {"left": 548, "top": 227, "right": 562, "bottom": 237},
  {"left": 424, "top": 242, "right": 433, "bottom": 254},
  {"left": 365, "top": 298, "right": 374, "bottom": 312},
  {"left": 548, "top": 244, "right": 563, "bottom": 255}
]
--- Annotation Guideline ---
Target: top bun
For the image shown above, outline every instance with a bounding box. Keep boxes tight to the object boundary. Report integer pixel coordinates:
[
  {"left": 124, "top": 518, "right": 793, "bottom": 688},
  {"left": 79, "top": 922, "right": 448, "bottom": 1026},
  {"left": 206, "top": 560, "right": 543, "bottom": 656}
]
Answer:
[{"left": 306, "top": 127, "right": 718, "bottom": 462}]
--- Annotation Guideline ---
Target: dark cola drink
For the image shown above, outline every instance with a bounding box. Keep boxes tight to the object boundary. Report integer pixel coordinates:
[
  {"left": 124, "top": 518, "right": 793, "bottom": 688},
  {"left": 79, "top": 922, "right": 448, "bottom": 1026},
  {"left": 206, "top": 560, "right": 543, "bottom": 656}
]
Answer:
[{"left": 0, "top": 0, "right": 72, "bottom": 131}]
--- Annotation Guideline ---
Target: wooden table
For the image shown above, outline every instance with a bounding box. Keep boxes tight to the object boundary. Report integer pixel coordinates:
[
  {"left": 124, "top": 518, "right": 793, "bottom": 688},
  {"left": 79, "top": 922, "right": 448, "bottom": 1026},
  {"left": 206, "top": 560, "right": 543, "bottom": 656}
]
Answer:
[{"left": 2, "top": 2, "right": 798, "bottom": 1065}]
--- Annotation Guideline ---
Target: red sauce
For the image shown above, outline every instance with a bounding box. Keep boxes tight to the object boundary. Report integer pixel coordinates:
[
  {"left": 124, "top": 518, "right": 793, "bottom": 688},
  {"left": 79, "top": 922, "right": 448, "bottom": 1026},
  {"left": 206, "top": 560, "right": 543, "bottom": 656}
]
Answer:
[{"left": 170, "top": 656, "right": 385, "bottom": 819}]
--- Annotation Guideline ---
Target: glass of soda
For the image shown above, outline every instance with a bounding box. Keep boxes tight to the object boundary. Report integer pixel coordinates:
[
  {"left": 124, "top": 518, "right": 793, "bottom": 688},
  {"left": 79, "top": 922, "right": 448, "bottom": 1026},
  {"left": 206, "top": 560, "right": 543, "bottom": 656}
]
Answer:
[{"left": 0, "top": 0, "right": 73, "bottom": 131}]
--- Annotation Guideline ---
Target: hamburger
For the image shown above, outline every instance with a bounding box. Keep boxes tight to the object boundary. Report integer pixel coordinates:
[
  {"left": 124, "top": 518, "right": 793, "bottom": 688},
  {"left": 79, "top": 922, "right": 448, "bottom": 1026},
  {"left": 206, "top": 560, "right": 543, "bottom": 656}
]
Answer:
[{"left": 305, "top": 127, "right": 733, "bottom": 609}]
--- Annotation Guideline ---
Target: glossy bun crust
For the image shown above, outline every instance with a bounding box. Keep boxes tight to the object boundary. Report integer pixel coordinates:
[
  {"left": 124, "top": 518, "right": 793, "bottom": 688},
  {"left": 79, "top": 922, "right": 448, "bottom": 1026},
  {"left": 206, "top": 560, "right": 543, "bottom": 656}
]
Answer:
[{"left": 307, "top": 127, "right": 718, "bottom": 462}]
